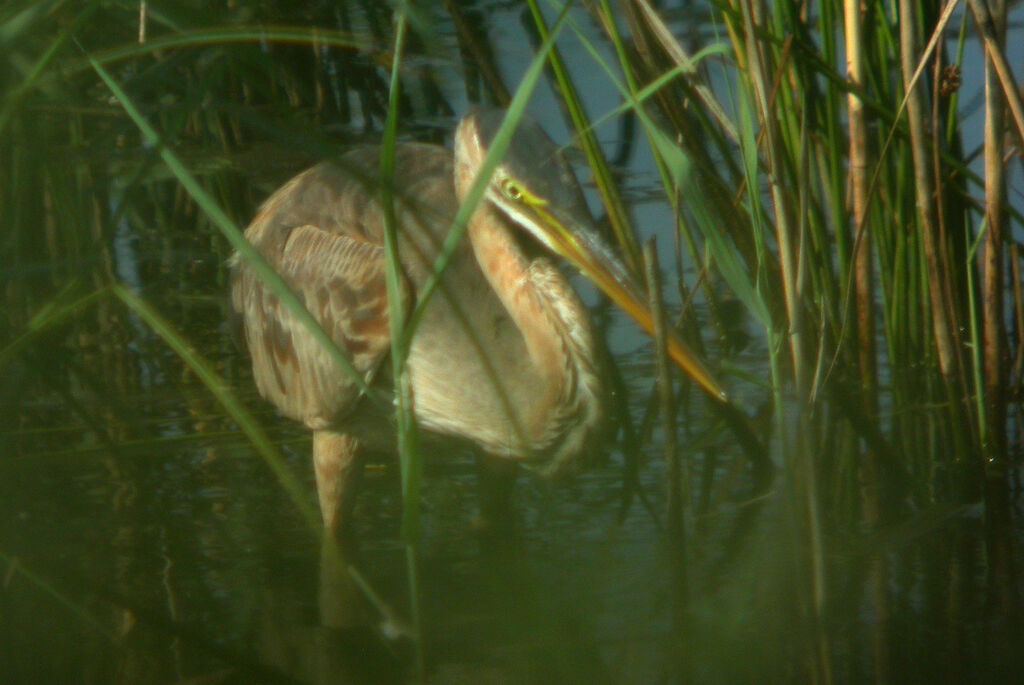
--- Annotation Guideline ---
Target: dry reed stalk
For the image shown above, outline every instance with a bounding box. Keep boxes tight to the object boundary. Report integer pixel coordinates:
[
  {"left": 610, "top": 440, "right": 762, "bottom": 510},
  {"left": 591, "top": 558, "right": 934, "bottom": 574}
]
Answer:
[
  {"left": 967, "top": 0, "right": 1024, "bottom": 148},
  {"left": 843, "top": 0, "right": 876, "bottom": 403},
  {"left": 970, "top": 0, "right": 1020, "bottom": 624},
  {"left": 898, "top": 0, "right": 958, "bottom": 376},
  {"left": 979, "top": 0, "right": 1007, "bottom": 461},
  {"left": 738, "top": 0, "right": 807, "bottom": 394},
  {"left": 843, "top": 3, "right": 888, "bottom": 679}
]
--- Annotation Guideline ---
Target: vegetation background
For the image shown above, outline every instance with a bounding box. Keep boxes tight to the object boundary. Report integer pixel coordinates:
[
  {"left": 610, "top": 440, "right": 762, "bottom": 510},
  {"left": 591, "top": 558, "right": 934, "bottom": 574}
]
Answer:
[{"left": 1, "top": 0, "right": 1022, "bottom": 682}]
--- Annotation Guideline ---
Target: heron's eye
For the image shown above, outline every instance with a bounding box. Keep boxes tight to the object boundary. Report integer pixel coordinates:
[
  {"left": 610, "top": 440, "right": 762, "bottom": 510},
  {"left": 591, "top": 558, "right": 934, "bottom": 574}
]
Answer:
[{"left": 500, "top": 178, "right": 522, "bottom": 201}]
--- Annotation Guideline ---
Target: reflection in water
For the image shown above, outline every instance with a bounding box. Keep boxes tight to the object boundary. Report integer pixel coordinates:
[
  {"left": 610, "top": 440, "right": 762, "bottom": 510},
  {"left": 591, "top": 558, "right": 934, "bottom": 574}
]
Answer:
[
  {"left": 0, "top": 380, "right": 1020, "bottom": 682},
  {"left": 258, "top": 536, "right": 408, "bottom": 684},
  {"left": 3, "top": 1, "right": 1024, "bottom": 683},
  {"left": 110, "top": 196, "right": 153, "bottom": 390}
]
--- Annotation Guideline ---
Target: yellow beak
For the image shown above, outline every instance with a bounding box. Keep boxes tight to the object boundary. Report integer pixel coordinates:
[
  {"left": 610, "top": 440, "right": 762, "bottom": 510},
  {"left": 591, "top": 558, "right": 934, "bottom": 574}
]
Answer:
[{"left": 537, "top": 206, "right": 728, "bottom": 402}]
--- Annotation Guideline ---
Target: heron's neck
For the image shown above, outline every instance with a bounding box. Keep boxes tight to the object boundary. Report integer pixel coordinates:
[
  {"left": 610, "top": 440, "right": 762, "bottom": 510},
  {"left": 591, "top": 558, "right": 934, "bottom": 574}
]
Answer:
[{"left": 467, "top": 206, "right": 596, "bottom": 381}]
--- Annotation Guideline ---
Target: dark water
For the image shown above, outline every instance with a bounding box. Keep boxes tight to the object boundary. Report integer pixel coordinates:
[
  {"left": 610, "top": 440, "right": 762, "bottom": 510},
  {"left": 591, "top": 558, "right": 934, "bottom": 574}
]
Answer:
[
  {"left": 2, "top": 2, "right": 1024, "bottom": 683},
  {"left": 0, "top": 342, "right": 682, "bottom": 683},
  {"left": 3, "top": 315, "right": 1020, "bottom": 683}
]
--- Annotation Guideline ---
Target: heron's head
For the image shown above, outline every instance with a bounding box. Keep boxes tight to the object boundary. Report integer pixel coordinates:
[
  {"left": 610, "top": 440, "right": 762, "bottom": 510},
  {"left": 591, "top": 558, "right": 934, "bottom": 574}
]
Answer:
[{"left": 453, "top": 108, "right": 726, "bottom": 402}]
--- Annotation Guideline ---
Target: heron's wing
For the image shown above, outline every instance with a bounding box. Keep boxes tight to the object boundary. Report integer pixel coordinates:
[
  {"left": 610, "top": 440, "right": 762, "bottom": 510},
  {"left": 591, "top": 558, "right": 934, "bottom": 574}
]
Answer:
[{"left": 232, "top": 224, "right": 404, "bottom": 428}]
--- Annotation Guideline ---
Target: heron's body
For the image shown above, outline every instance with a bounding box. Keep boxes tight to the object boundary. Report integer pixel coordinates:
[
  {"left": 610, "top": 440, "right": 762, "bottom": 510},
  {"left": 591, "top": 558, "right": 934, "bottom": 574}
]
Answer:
[
  {"left": 233, "top": 141, "right": 601, "bottom": 460},
  {"left": 232, "top": 110, "right": 723, "bottom": 542},
  {"left": 232, "top": 113, "right": 617, "bottom": 538}
]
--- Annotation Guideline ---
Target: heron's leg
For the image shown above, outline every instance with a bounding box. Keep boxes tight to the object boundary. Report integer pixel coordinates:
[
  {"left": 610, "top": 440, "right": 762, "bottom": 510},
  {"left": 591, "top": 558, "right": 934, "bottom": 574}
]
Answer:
[
  {"left": 474, "top": 454, "right": 519, "bottom": 536},
  {"left": 313, "top": 430, "right": 365, "bottom": 548},
  {"left": 314, "top": 430, "right": 369, "bottom": 629}
]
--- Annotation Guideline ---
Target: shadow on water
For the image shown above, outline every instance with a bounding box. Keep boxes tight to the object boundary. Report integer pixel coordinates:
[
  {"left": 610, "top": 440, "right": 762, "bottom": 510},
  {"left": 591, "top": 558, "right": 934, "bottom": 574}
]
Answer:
[{"left": 2, "top": 1, "right": 1024, "bottom": 683}]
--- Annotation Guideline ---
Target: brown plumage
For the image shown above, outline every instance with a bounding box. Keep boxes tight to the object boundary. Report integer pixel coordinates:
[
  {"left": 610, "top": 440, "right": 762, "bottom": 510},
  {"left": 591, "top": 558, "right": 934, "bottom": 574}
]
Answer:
[{"left": 231, "top": 109, "right": 723, "bottom": 540}]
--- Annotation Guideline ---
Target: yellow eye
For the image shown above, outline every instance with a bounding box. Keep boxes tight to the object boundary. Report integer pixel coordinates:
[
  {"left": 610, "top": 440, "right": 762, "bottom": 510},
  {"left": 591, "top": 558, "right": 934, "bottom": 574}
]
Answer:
[{"left": 500, "top": 178, "right": 522, "bottom": 201}]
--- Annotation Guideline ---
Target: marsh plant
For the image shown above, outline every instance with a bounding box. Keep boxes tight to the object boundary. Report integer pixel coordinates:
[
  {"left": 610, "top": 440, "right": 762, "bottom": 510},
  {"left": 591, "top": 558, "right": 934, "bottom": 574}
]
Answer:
[{"left": 1, "top": 0, "right": 1021, "bottom": 682}]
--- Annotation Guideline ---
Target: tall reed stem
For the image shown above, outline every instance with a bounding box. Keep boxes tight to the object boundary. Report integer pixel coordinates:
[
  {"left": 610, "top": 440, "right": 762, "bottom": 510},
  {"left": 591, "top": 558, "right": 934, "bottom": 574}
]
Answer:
[
  {"left": 970, "top": 0, "right": 1019, "bottom": 630},
  {"left": 843, "top": 3, "right": 888, "bottom": 678},
  {"left": 899, "top": 0, "right": 957, "bottom": 377}
]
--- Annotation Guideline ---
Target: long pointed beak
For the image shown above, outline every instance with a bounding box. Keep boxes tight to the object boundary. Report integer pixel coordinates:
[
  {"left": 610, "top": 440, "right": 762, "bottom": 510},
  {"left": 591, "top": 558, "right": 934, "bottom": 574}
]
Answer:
[{"left": 538, "top": 207, "right": 728, "bottom": 402}]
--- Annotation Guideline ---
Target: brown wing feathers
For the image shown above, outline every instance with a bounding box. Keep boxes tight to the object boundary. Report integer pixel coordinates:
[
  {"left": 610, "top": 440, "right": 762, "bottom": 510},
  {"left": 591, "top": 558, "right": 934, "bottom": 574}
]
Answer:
[{"left": 233, "top": 224, "right": 402, "bottom": 429}]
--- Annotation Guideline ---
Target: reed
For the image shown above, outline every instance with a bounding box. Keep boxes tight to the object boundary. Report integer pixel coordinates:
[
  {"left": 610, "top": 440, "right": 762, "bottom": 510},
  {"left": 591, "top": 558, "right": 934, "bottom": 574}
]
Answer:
[
  {"left": 584, "top": 0, "right": 1021, "bottom": 677},
  {"left": 2, "top": 0, "right": 1021, "bottom": 680}
]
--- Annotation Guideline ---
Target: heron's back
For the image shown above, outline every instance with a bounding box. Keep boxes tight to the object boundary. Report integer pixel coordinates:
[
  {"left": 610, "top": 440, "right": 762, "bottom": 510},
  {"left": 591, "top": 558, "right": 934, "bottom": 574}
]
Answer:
[{"left": 231, "top": 143, "right": 550, "bottom": 457}]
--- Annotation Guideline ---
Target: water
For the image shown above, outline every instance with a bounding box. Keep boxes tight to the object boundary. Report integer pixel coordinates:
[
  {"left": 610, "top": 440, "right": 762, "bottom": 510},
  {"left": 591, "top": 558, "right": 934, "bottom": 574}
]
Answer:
[
  {"left": 4, "top": 355, "right": 1015, "bottom": 682},
  {"left": 2, "top": 1, "right": 1023, "bottom": 683},
  {"left": 0, "top": 371, "right": 678, "bottom": 683}
]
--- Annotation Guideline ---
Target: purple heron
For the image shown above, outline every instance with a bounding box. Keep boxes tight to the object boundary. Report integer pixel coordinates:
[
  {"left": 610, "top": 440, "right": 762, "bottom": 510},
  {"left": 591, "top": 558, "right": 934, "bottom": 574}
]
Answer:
[{"left": 230, "top": 109, "right": 727, "bottom": 544}]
